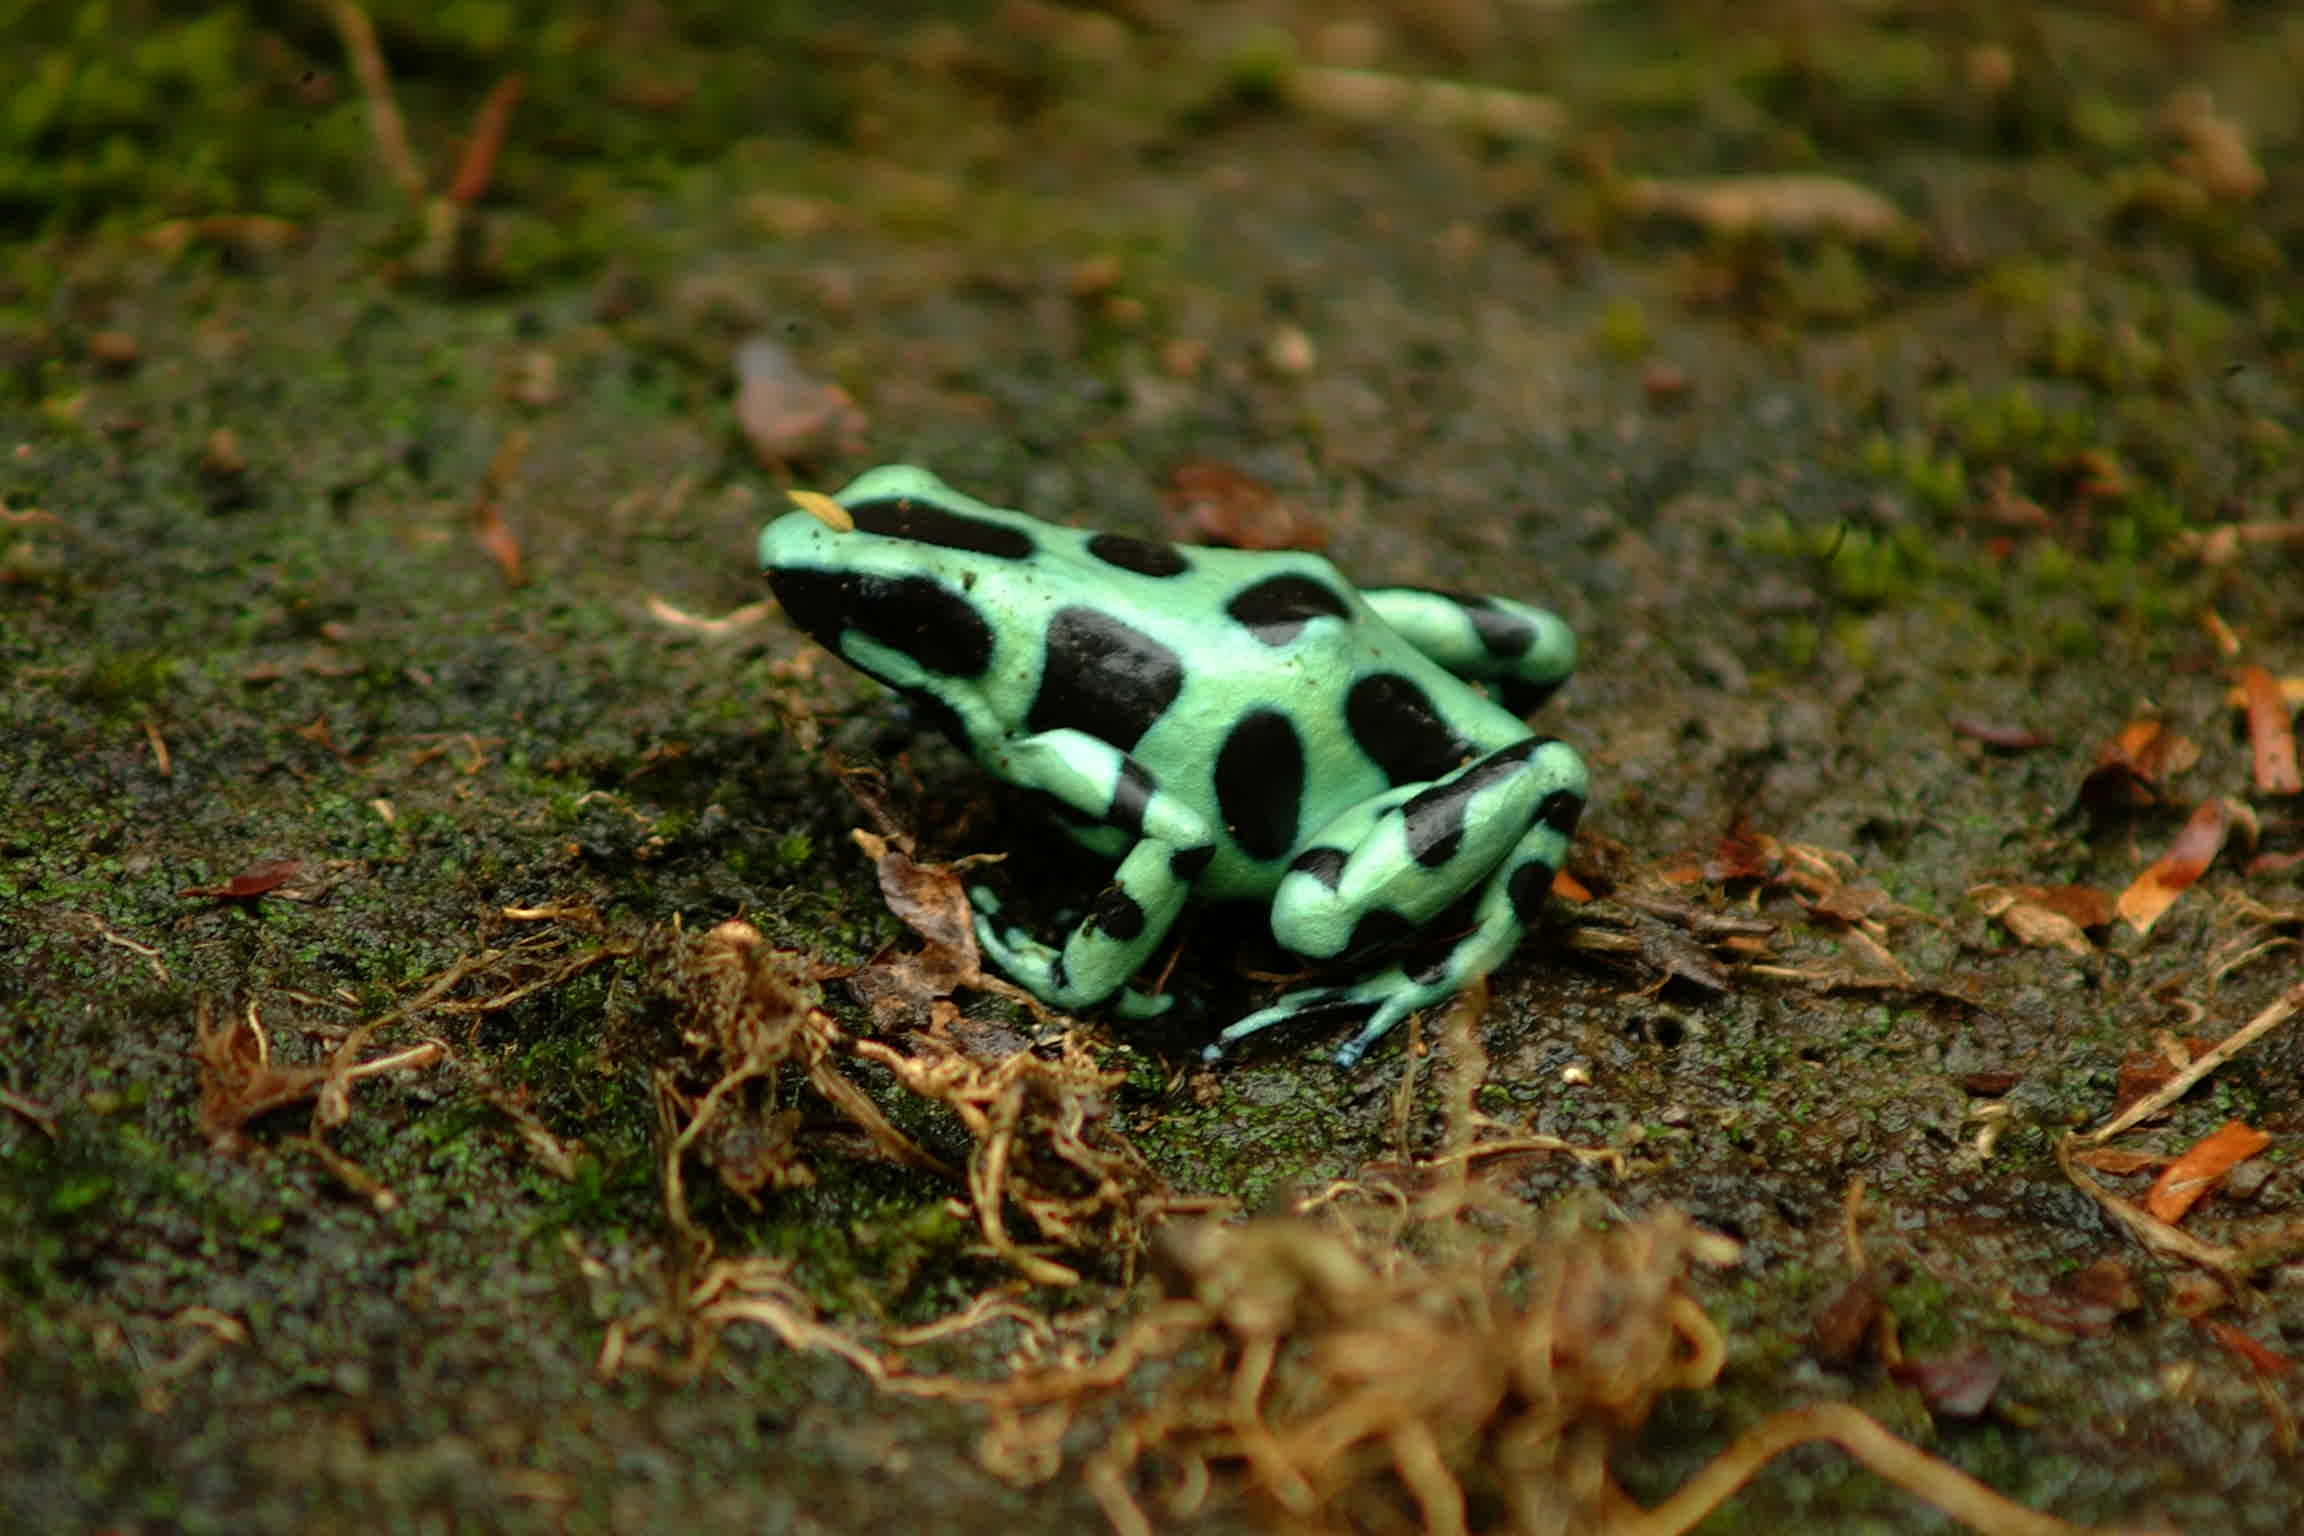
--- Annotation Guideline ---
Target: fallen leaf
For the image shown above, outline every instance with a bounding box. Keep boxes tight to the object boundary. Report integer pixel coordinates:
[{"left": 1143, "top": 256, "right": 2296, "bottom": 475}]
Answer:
[
  {"left": 2008, "top": 1257, "right": 2141, "bottom": 1337},
  {"left": 2115, "top": 1035, "right": 2215, "bottom": 1109},
  {"left": 1809, "top": 1273, "right": 1884, "bottom": 1366},
  {"left": 1704, "top": 820, "right": 1779, "bottom": 884},
  {"left": 2145, "top": 1118, "right": 2271, "bottom": 1225},
  {"left": 1161, "top": 461, "right": 1325, "bottom": 551},
  {"left": 1889, "top": 1348, "right": 2001, "bottom": 1419},
  {"left": 2117, "top": 799, "right": 2234, "bottom": 934},
  {"left": 2072, "top": 1146, "right": 2166, "bottom": 1176},
  {"left": 180, "top": 858, "right": 304, "bottom": 901},
  {"left": 734, "top": 337, "right": 867, "bottom": 468},
  {"left": 2078, "top": 717, "right": 2198, "bottom": 813},
  {"left": 1970, "top": 884, "right": 2114, "bottom": 957},
  {"left": 1807, "top": 883, "right": 1890, "bottom": 925},
  {"left": 2232, "top": 664, "right": 2302, "bottom": 796}
]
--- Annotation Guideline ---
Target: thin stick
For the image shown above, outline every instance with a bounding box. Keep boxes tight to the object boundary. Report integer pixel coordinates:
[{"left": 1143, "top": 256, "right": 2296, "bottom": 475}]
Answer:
[
  {"left": 2086, "top": 982, "right": 2304, "bottom": 1143},
  {"left": 323, "top": 0, "right": 425, "bottom": 202}
]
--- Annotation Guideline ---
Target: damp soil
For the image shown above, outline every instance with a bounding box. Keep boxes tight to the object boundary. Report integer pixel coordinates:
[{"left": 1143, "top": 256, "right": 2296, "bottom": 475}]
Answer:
[{"left": 5, "top": 5, "right": 2304, "bottom": 1533}]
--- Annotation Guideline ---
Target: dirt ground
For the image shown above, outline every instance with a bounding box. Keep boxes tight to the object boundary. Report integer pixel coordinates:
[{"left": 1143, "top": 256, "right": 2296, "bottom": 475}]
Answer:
[{"left": 6, "top": 4, "right": 2304, "bottom": 1533}]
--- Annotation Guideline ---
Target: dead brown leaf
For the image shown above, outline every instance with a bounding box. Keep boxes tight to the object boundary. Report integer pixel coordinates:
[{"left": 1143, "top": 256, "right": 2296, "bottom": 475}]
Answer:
[
  {"left": 180, "top": 858, "right": 303, "bottom": 901},
  {"left": 2145, "top": 1119, "right": 2271, "bottom": 1225},
  {"left": 1161, "top": 461, "right": 1325, "bottom": 552},
  {"left": 2117, "top": 799, "right": 2235, "bottom": 935},
  {"left": 1971, "top": 884, "right": 2114, "bottom": 957},
  {"left": 2008, "top": 1257, "right": 2142, "bottom": 1338},
  {"left": 2078, "top": 718, "right": 2199, "bottom": 813},
  {"left": 1889, "top": 1348, "right": 2002, "bottom": 1420},
  {"left": 734, "top": 338, "right": 867, "bottom": 469},
  {"left": 2232, "top": 664, "right": 2302, "bottom": 796}
]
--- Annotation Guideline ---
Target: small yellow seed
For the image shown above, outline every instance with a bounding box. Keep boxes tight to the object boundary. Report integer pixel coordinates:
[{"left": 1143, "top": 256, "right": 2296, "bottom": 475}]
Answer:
[{"left": 787, "top": 488, "right": 854, "bottom": 532}]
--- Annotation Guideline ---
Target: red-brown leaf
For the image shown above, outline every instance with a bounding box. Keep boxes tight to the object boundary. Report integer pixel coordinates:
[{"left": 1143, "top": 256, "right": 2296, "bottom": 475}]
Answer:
[
  {"left": 2145, "top": 1118, "right": 2271, "bottom": 1225},
  {"left": 2117, "top": 799, "right": 2233, "bottom": 934},
  {"left": 1161, "top": 461, "right": 1326, "bottom": 551},
  {"left": 1890, "top": 1347, "right": 2002, "bottom": 1418},
  {"left": 2234, "top": 663, "right": 2302, "bottom": 796},
  {"left": 181, "top": 858, "right": 304, "bottom": 901}
]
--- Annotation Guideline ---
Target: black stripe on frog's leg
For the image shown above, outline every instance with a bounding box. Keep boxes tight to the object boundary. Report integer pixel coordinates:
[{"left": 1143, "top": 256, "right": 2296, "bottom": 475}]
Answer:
[
  {"left": 1506, "top": 789, "right": 1584, "bottom": 920},
  {"left": 1110, "top": 759, "right": 1157, "bottom": 838},
  {"left": 1399, "top": 737, "right": 1548, "bottom": 867},
  {"left": 1463, "top": 595, "right": 1537, "bottom": 659},
  {"left": 1346, "top": 908, "right": 1414, "bottom": 957},
  {"left": 1169, "top": 842, "right": 1217, "bottom": 880},
  {"left": 1027, "top": 607, "right": 1184, "bottom": 751},
  {"left": 1215, "top": 708, "right": 1304, "bottom": 861},
  {"left": 1507, "top": 859, "right": 1561, "bottom": 921},
  {"left": 899, "top": 687, "right": 973, "bottom": 752},
  {"left": 770, "top": 569, "right": 997, "bottom": 677},
  {"left": 1225, "top": 574, "right": 1353, "bottom": 646},
  {"left": 1288, "top": 845, "right": 1347, "bottom": 891},
  {"left": 1346, "top": 673, "right": 1475, "bottom": 785},
  {"left": 1087, "top": 885, "right": 1147, "bottom": 943},
  {"left": 1086, "top": 533, "right": 1191, "bottom": 577},
  {"left": 845, "top": 497, "right": 1036, "bottom": 559}
]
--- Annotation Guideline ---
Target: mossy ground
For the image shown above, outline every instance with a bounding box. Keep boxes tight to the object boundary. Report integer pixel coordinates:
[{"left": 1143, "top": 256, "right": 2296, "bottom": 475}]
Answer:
[{"left": 5, "top": 3, "right": 2304, "bottom": 1532}]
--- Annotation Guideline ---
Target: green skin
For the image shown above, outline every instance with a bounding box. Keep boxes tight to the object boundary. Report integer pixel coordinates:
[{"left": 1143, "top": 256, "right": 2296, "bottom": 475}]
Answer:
[{"left": 761, "top": 467, "right": 1587, "bottom": 1068}]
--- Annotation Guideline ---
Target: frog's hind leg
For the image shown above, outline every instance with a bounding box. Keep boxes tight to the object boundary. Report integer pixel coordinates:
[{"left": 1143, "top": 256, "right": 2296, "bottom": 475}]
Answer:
[
  {"left": 1267, "top": 736, "right": 1585, "bottom": 965},
  {"left": 965, "top": 727, "right": 1216, "bottom": 1017},
  {"left": 1213, "top": 743, "right": 1585, "bottom": 1067},
  {"left": 1362, "top": 588, "right": 1577, "bottom": 715},
  {"left": 972, "top": 834, "right": 1200, "bottom": 1016}
]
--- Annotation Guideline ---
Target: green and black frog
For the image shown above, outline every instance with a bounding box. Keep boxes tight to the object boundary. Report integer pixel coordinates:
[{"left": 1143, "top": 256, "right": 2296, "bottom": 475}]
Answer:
[{"left": 760, "top": 466, "right": 1587, "bottom": 1068}]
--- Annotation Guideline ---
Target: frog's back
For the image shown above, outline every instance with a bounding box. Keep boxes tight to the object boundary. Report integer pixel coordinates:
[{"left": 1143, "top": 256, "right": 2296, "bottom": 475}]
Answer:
[
  {"left": 764, "top": 466, "right": 1533, "bottom": 896},
  {"left": 990, "top": 521, "right": 1533, "bottom": 897}
]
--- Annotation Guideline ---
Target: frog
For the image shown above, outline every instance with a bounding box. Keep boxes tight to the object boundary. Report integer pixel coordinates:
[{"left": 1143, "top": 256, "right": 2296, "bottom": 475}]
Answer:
[{"left": 760, "top": 465, "right": 1587, "bottom": 1068}]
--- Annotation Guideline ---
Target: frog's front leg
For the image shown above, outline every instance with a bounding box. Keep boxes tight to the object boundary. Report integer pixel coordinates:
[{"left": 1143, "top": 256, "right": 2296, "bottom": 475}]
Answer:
[
  {"left": 1362, "top": 588, "right": 1577, "bottom": 715},
  {"left": 1210, "top": 734, "right": 1586, "bottom": 1067},
  {"left": 970, "top": 729, "right": 1215, "bottom": 1016}
]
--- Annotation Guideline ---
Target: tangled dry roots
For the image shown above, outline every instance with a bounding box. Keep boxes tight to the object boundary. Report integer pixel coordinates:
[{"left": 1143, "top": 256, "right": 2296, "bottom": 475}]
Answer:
[{"left": 1084, "top": 1199, "right": 1734, "bottom": 1536}]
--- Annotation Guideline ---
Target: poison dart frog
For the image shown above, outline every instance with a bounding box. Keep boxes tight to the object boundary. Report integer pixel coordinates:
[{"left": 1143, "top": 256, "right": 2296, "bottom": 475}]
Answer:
[{"left": 760, "top": 466, "right": 1587, "bottom": 1068}]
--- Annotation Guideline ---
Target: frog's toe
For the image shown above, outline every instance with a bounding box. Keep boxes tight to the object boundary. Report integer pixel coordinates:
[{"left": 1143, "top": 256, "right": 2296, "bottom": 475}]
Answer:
[
  {"left": 1206, "top": 979, "right": 1436, "bottom": 1067},
  {"left": 1115, "top": 987, "right": 1176, "bottom": 1020},
  {"left": 972, "top": 909, "right": 1050, "bottom": 973}
]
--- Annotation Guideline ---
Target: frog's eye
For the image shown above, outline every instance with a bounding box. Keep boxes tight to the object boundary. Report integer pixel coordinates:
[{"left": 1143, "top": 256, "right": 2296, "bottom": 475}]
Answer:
[{"left": 788, "top": 488, "right": 855, "bottom": 532}]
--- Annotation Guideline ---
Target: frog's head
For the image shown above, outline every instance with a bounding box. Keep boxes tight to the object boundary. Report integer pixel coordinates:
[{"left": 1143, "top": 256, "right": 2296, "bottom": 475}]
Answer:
[{"left": 759, "top": 465, "right": 1042, "bottom": 686}]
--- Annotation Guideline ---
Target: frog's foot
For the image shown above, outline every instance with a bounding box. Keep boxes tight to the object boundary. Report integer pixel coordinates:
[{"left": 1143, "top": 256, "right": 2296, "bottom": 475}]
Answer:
[
  {"left": 1213, "top": 789, "right": 1584, "bottom": 1068},
  {"left": 966, "top": 841, "right": 1189, "bottom": 1016},
  {"left": 1205, "top": 970, "right": 1456, "bottom": 1069},
  {"left": 1360, "top": 588, "right": 1578, "bottom": 715}
]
